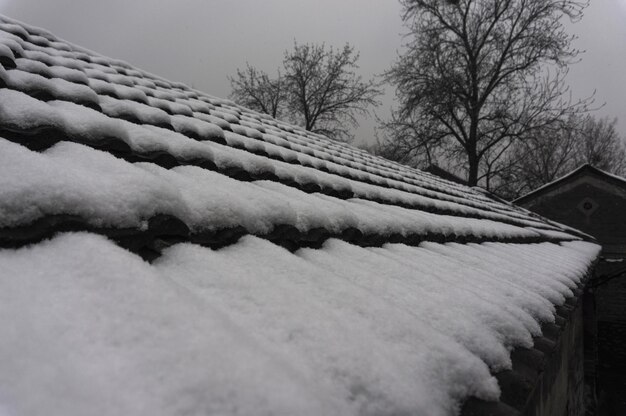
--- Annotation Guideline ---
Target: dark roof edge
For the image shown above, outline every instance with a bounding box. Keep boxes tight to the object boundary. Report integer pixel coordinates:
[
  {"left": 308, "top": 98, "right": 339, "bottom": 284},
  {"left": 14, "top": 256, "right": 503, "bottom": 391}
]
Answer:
[
  {"left": 0, "top": 213, "right": 577, "bottom": 262},
  {"left": 424, "top": 164, "right": 468, "bottom": 185},
  {"left": 514, "top": 164, "right": 626, "bottom": 205},
  {"left": 461, "top": 257, "right": 597, "bottom": 416}
]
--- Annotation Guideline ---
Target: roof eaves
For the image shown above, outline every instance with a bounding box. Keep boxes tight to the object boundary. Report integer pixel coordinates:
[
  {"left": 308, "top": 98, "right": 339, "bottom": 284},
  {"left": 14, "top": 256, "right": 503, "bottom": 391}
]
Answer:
[
  {"left": 462, "top": 258, "right": 595, "bottom": 415},
  {"left": 514, "top": 164, "right": 626, "bottom": 205}
]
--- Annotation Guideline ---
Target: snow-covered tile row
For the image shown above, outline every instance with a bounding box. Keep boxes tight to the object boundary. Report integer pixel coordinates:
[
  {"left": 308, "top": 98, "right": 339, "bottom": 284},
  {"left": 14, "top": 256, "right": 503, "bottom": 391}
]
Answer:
[
  {"left": 229, "top": 119, "right": 486, "bottom": 199},
  {"left": 0, "top": 89, "right": 564, "bottom": 232},
  {"left": 225, "top": 116, "right": 482, "bottom": 205},
  {"left": 0, "top": 233, "right": 600, "bottom": 416},
  {"left": 231, "top": 114, "right": 488, "bottom": 200},
  {"left": 98, "top": 95, "right": 171, "bottom": 126},
  {"left": 88, "top": 77, "right": 149, "bottom": 102},
  {"left": 2, "top": 60, "right": 491, "bottom": 209},
  {"left": 0, "top": 22, "right": 30, "bottom": 41},
  {"left": 3, "top": 68, "right": 99, "bottom": 107},
  {"left": 0, "top": 137, "right": 556, "bottom": 242},
  {"left": 0, "top": 29, "right": 25, "bottom": 57},
  {"left": 224, "top": 130, "right": 539, "bottom": 220},
  {"left": 0, "top": 41, "right": 16, "bottom": 63},
  {"left": 0, "top": 26, "right": 517, "bottom": 211},
  {"left": 0, "top": 233, "right": 347, "bottom": 416},
  {"left": 20, "top": 49, "right": 85, "bottom": 71},
  {"left": 0, "top": 132, "right": 534, "bottom": 240},
  {"left": 15, "top": 58, "right": 89, "bottom": 84},
  {"left": 0, "top": 23, "right": 558, "bottom": 225}
]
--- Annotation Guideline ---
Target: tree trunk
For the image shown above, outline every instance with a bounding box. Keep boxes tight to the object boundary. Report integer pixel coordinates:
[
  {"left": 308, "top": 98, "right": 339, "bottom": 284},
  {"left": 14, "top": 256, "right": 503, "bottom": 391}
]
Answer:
[
  {"left": 467, "top": 117, "right": 479, "bottom": 187},
  {"left": 467, "top": 153, "right": 479, "bottom": 187}
]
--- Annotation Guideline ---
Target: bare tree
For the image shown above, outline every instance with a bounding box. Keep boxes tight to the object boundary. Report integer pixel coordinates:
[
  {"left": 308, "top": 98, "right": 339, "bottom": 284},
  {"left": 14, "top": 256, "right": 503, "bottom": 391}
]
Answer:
[
  {"left": 228, "top": 64, "right": 285, "bottom": 119},
  {"left": 374, "top": 112, "right": 445, "bottom": 168},
  {"left": 229, "top": 42, "right": 381, "bottom": 142},
  {"left": 574, "top": 116, "right": 626, "bottom": 173},
  {"left": 383, "top": 0, "right": 592, "bottom": 186},
  {"left": 282, "top": 43, "right": 381, "bottom": 141},
  {"left": 495, "top": 115, "right": 626, "bottom": 199}
]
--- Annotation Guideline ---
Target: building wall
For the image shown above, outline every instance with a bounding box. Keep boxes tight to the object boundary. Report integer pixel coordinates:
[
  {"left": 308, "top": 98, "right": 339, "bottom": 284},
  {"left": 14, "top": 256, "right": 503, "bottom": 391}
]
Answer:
[
  {"left": 522, "top": 178, "right": 626, "bottom": 256},
  {"left": 461, "top": 297, "right": 588, "bottom": 416},
  {"left": 528, "top": 300, "right": 585, "bottom": 416},
  {"left": 594, "top": 260, "right": 626, "bottom": 414},
  {"left": 596, "top": 281, "right": 626, "bottom": 362},
  {"left": 519, "top": 173, "right": 626, "bottom": 414}
]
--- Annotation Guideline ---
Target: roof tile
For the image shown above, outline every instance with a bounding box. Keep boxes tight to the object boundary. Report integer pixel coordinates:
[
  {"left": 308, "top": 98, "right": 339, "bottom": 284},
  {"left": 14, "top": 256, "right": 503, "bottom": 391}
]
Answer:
[{"left": 0, "top": 15, "right": 602, "bottom": 416}]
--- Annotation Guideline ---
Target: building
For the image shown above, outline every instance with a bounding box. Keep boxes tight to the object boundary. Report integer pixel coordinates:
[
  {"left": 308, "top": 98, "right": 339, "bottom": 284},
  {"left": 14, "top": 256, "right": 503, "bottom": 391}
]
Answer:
[
  {"left": 0, "top": 15, "right": 601, "bottom": 416},
  {"left": 424, "top": 164, "right": 468, "bottom": 186},
  {"left": 516, "top": 164, "right": 626, "bottom": 414}
]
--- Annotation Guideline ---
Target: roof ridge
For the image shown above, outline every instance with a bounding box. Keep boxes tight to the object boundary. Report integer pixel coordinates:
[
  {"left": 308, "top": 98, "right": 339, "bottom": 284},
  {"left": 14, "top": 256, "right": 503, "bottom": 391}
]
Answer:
[{"left": 515, "top": 163, "right": 626, "bottom": 203}]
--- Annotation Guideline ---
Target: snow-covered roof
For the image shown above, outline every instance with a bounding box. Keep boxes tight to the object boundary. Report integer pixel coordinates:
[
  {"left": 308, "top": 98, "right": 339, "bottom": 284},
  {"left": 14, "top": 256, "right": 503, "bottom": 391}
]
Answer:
[
  {"left": 515, "top": 164, "right": 626, "bottom": 205},
  {"left": 0, "top": 15, "right": 600, "bottom": 416}
]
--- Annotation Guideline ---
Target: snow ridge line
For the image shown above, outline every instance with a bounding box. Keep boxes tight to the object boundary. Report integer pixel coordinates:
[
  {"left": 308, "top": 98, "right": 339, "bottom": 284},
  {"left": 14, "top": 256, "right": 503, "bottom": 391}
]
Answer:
[
  {"left": 0, "top": 212, "right": 577, "bottom": 262},
  {"left": 463, "top": 285, "right": 583, "bottom": 415},
  {"left": 0, "top": 52, "right": 509, "bottom": 215},
  {"left": 0, "top": 108, "right": 537, "bottom": 228},
  {"left": 0, "top": 75, "right": 552, "bottom": 227},
  {"left": 0, "top": 126, "right": 577, "bottom": 236},
  {"left": 461, "top": 254, "right": 596, "bottom": 416}
]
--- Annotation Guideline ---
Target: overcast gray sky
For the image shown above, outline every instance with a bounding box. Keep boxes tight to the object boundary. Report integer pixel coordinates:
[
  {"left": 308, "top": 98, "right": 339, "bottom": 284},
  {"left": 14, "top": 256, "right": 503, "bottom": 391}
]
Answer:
[{"left": 1, "top": 0, "right": 625, "bottom": 146}]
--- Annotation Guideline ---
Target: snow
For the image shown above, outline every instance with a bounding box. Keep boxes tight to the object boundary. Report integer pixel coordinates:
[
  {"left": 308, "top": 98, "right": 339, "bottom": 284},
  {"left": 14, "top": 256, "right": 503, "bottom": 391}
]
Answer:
[
  {"left": 211, "top": 108, "right": 240, "bottom": 123},
  {"left": 147, "top": 96, "right": 193, "bottom": 116},
  {"left": 0, "top": 14, "right": 608, "bottom": 416},
  {"left": 170, "top": 114, "right": 225, "bottom": 140},
  {"left": 133, "top": 78, "right": 157, "bottom": 89},
  {"left": 0, "top": 30, "right": 25, "bottom": 58},
  {"left": 0, "top": 89, "right": 569, "bottom": 239},
  {"left": 228, "top": 129, "right": 545, "bottom": 223},
  {"left": 0, "top": 21, "right": 569, "bottom": 235},
  {"left": 226, "top": 133, "right": 528, "bottom": 225},
  {"left": 15, "top": 58, "right": 90, "bottom": 85},
  {"left": 144, "top": 86, "right": 180, "bottom": 101},
  {"left": 0, "top": 88, "right": 61, "bottom": 129},
  {"left": 0, "top": 139, "right": 185, "bottom": 228},
  {"left": 230, "top": 122, "right": 264, "bottom": 139},
  {"left": 0, "top": 43, "right": 15, "bottom": 63},
  {"left": 98, "top": 95, "right": 171, "bottom": 126},
  {"left": 601, "top": 169, "right": 626, "bottom": 185},
  {"left": 27, "top": 34, "right": 51, "bottom": 47},
  {"left": 84, "top": 65, "right": 117, "bottom": 77},
  {"left": 2, "top": 69, "right": 99, "bottom": 106},
  {"left": 0, "top": 233, "right": 599, "bottom": 416},
  {"left": 525, "top": 227, "right": 586, "bottom": 242},
  {"left": 0, "top": 64, "right": 6, "bottom": 85},
  {"left": 0, "top": 233, "right": 344, "bottom": 416},
  {"left": 193, "top": 111, "right": 232, "bottom": 130},
  {"left": 427, "top": 242, "right": 569, "bottom": 307},
  {"left": 0, "top": 134, "right": 541, "bottom": 239},
  {"left": 0, "top": 22, "right": 30, "bottom": 41},
  {"left": 22, "top": 49, "right": 85, "bottom": 71},
  {"left": 88, "top": 78, "right": 149, "bottom": 103},
  {"left": 175, "top": 96, "right": 212, "bottom": 113}
]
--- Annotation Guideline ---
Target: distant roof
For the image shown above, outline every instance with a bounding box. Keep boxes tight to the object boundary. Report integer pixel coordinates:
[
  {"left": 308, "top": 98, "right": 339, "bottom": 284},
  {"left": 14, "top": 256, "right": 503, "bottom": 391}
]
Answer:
[
  {"left": 424, "top": 164, "right": 468, "bottom": 185},
  {"left": 0, "top": 15, "right": 600, "bottom": 416},
  {"left": 515, "top": 164, "right": 626, "bottom": 205}
]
